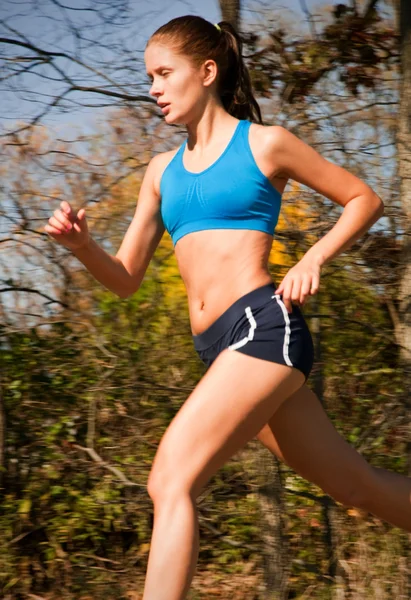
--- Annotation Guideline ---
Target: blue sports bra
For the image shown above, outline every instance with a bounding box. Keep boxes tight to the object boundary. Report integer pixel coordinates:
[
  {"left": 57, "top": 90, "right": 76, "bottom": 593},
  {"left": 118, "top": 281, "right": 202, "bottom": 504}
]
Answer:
[{"left": 159, "top": 119, "right": 282, "bottom": 247}]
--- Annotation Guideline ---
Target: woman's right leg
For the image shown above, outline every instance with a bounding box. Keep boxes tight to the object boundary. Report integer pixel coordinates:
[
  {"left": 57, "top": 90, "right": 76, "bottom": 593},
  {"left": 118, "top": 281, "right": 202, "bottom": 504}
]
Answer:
[
  {"left": 256, "top": 383, "right": 411, "bottom": 532},
  {"left": 143, "top": 351, "right": 305, "bottom": 600}
]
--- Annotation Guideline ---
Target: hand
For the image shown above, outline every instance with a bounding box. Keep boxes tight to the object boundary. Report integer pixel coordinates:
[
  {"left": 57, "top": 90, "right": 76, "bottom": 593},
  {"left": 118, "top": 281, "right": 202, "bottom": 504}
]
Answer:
[
  {"left": 44, "top": 200, "right": 90, "bottom": 251},
  {"left": 274, "top": 256, "right": 322, "bottom": 313}
]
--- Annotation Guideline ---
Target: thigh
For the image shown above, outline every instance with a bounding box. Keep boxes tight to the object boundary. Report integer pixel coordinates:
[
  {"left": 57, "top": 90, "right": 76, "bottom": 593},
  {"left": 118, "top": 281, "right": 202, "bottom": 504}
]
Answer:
[
  {"left": 148, "top": 349, "right": 305, "bottom": 500},
  {"left": 256, "top": 384, "right": 374, "bottom": 501}
]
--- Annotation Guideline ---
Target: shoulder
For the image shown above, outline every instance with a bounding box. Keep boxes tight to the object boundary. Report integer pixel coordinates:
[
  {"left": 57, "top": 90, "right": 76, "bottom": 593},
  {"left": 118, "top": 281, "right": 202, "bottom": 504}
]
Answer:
[
  {"left": 148, "top": 146, "right": 181, "bottom": 197},
  {"left": 247, "top": 123, "right": 292, "bottom": 181},
  {"left": 249, "top": 122, "right": 289, "bottom": 156},
  {"left": 250, "top": 124, "right": 320, "bottom": 179},
  {"left": 251, "top": 123, "right": 291, "bottom": 150}
]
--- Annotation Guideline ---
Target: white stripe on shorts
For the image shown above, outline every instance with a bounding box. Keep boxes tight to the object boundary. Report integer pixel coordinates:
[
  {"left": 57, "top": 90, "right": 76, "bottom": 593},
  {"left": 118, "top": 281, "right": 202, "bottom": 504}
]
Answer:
[
  {"left": 228, "top": 306, "right": 256, "bottom": 351},
  {"left": 272, "top": 294, "right": 293, "bottom": 367}
]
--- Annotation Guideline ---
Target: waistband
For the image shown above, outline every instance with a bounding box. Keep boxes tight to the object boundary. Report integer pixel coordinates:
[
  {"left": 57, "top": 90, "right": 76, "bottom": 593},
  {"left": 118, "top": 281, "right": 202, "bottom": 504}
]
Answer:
[{"left": 192, "top": 281, "right": 277, "bottom": 351}]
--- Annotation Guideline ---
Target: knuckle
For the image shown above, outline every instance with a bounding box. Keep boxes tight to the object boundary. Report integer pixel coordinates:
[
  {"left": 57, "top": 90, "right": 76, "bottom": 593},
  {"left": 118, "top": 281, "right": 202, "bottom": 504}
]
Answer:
[{"left": 52, "top": 218, "right": 63, "bottom": 230}]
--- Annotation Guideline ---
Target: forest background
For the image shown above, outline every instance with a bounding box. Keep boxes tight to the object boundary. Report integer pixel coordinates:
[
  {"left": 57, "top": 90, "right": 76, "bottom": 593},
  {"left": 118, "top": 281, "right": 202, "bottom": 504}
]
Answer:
[{"left": 1, "top": 0, "right": 410, "bottom": 598}]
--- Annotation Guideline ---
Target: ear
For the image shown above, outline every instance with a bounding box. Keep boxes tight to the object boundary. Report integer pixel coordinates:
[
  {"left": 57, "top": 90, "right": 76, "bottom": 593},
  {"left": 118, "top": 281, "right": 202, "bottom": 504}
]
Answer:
[{"left": 202, "top": 59, "right": 218, "bottom": 88}]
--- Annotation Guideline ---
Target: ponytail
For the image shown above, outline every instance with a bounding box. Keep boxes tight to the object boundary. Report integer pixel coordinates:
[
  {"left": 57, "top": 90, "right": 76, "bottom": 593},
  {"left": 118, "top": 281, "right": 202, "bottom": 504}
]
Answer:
[{"left": 214, "top": 20, "right": 263, "bottom": 124}]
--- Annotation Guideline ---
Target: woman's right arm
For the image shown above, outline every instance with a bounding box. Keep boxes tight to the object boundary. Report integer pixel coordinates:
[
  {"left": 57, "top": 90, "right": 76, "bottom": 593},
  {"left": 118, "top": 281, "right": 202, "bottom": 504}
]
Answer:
[{"left": 45, "top": 155, "right": 165, "bottom": 299}]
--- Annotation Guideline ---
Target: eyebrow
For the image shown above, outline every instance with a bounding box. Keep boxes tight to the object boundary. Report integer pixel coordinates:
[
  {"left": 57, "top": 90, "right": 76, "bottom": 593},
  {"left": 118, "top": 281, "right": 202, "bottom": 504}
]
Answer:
[{"left": 146, "top": 66, "right": 171, "bottom": 76}]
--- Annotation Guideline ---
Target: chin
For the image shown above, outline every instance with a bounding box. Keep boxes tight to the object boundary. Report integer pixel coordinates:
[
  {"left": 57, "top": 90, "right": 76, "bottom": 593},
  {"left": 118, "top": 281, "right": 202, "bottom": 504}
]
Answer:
[
  {"left": 165, "top": 109, "right": 188, "bottom": 126},
  {"left": 165, "top": 113, "right": 180, "bottom": 125}
]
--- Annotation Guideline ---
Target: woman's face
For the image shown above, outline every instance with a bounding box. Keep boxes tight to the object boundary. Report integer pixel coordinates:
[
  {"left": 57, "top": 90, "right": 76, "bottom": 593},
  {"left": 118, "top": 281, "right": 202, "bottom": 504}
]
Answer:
[{"left": 144, "top": 42, "right": 216, "bottom": 125}]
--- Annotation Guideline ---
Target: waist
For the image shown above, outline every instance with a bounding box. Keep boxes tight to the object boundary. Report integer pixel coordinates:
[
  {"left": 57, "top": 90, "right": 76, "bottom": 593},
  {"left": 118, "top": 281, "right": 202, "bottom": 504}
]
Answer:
[
  {"left": 188, "top": 275, "right": 275, "bottom": 337},
  {"left": 192, "top": 281, "right": 277, "bottom": 350}
]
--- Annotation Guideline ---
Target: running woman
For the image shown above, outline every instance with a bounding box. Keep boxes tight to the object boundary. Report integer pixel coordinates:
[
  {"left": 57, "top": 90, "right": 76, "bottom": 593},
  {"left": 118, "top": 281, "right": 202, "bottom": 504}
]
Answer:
[{"left": 45, "top": 15, "right": 411, "bottom": 600}]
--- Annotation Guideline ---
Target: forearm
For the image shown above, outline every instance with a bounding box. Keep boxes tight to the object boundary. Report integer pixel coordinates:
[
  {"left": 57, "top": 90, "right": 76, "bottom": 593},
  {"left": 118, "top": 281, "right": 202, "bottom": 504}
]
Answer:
[
  {"left": 72, "top": 236, "right": 133, "bottom": 298},
  {"left": 304, "top": 194, "right": 384, "bottom": 267}
]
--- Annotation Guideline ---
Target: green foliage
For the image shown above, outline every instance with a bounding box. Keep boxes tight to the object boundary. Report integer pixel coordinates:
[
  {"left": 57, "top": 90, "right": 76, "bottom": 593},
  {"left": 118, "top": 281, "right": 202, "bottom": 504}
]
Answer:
[{"left": 0, "top": 237, "right": 408, "bottom": 599}]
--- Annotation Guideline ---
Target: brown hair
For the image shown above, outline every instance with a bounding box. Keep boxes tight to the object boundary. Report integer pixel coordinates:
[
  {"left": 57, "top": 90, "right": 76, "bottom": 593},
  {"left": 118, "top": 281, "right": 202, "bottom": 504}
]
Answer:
[{"left": 147, "top": 15, "right": 263, "bottom": 125}]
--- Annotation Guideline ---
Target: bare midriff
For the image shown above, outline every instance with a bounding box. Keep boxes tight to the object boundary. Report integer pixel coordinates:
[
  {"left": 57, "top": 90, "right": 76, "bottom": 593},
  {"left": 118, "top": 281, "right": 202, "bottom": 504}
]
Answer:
[
  {"left": 175, "top": 228, "right": 276, "bottom": 335},
  {"left": 156, "top": 121, "right": 289, "bottom": 336}
]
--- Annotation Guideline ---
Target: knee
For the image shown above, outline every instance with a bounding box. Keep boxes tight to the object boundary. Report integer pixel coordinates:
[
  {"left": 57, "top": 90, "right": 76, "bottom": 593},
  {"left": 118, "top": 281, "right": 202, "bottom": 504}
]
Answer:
[
  {"left": 147, "top": 468, "right": 191, "bottom": 504},
  {"left": 147, "top": 470, "right": 170, "bottom": 502}
]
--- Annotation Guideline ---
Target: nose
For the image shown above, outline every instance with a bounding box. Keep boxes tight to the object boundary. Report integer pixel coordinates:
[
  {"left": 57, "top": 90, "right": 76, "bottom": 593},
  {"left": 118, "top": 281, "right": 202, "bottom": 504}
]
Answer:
[{"left": 149, "top": 81, "right": 163, "bottom": 97}]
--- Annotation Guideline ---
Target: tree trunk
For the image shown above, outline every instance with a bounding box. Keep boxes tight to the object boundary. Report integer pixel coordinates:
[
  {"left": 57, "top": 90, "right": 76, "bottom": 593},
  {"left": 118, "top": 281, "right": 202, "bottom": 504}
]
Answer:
[
  {"left": 218, "top": 0, "right": 240, "bottom": 31},
  {"left": 0, "top": 374, "right": 5, "bottom": 490},
  {"left": 257, "top": 450, "right": 290, "bottom": 600},
  {"left": 397, "top": 2, "right": 411, "bottom": 597}
]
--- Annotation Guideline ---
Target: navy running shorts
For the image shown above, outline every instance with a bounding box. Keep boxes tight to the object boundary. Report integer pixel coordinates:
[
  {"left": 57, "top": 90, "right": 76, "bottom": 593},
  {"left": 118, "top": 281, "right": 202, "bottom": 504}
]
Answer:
[{"left": 192, "top": 281, "right": 314, "bottom": 383}]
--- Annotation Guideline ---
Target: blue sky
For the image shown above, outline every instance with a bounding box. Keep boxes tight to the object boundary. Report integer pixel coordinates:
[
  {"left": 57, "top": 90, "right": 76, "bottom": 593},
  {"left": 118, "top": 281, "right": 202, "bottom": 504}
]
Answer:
[
  {"left": 135, "top": 0, "right": 327, "bottom": 35},
  {"left": 1, "top": 0, "right": 342, "bottom": 136},
  {"left": 0, "top": 0, "right": 394, "bottom": 137}
]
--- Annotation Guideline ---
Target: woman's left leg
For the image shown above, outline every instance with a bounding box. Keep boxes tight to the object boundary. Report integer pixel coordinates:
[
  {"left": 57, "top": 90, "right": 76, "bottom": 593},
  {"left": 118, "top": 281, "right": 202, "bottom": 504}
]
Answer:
[{"left": 256, "top": 383, "right": 411, "bottom": 531}]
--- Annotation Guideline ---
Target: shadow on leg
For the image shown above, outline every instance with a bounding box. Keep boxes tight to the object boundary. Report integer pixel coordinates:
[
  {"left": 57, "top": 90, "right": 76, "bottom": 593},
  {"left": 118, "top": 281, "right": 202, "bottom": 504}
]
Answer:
[{"left": 256, "top": 384, "right": 411, "bottom": 531}]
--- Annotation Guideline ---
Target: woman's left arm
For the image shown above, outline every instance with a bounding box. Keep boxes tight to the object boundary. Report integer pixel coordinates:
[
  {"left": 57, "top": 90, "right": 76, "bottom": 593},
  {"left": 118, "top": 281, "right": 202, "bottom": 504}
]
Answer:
[{"left": 265, "top": 126, "right": 384, "bottom": 311}]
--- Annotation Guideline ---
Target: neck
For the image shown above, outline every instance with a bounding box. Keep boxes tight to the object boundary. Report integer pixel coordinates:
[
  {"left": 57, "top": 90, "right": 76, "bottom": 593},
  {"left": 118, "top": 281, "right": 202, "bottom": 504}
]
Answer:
[{"left": 185, "top": 109, "right": 240, "bottom": 151}]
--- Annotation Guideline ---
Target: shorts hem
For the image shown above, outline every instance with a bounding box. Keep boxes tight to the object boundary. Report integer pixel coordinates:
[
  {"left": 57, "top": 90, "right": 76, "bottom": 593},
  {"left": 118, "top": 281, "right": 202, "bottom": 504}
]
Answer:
[{"left": 232, "top": 346, "right": 311, "bottom": 383}]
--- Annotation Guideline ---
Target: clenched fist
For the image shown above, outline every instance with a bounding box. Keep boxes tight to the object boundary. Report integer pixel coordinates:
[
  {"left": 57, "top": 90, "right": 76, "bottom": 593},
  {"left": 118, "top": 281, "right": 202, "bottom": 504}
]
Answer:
[{"left": 44, "top": 200, "right": 90, "bottom": 251}]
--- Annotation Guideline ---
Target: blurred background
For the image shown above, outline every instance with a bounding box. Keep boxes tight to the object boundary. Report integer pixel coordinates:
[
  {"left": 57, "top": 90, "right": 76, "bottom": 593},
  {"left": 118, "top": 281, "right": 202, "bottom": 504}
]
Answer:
[{"left": 1, "top": 0, "right": 410, "bottom": 598}]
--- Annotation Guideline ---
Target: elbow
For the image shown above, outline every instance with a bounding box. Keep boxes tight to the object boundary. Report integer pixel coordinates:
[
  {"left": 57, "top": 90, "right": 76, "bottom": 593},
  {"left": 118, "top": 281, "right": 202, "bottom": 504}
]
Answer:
[
  {"left": 376, "top": 198, "right": 385, "bottom": 219},
  {"left": 117, "top": 280, "right": 140, "bottom": 299},
  {"left": 370, "top": 193, "right": 384, "bottom": 220},
  {"left": 117, "top": 288, "right": 133, "bottom": 299},
  {"left": 116, "top": 271, "right": 140, "bottom": 299}
]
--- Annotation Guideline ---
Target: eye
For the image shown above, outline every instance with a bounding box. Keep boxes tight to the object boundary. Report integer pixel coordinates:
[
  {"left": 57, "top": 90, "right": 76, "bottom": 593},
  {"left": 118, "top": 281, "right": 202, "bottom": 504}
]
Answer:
[{"left": 146, "top": 72, "right": 169, "bottom": 84}]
